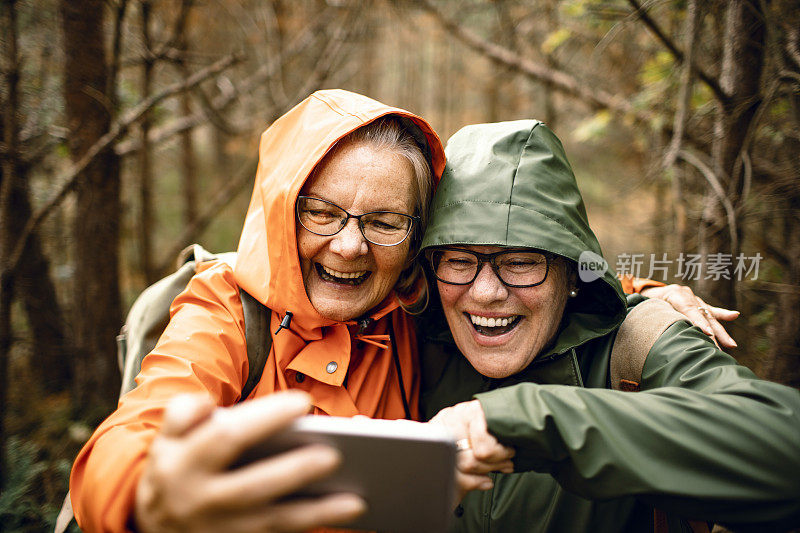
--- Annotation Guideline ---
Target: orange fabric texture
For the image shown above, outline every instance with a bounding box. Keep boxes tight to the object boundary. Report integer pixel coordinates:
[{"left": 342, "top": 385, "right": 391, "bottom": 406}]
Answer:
[
  {"left": 69, "top": 90, "right": 445, "bottom": 532},
  {"left": 618, "top": 275, "right": 665, "bottom": 295}
]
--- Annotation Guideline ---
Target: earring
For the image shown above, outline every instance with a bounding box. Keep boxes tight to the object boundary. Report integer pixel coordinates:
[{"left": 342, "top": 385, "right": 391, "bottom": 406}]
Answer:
[{"left": 569, "top": 289, "right": 578, "bottom": 298}]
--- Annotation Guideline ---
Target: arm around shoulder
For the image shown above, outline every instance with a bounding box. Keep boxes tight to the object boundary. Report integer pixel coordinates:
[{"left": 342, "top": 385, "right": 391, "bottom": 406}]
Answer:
[{"left": 475, "top": 322, "right": 800, "bottom": 529}]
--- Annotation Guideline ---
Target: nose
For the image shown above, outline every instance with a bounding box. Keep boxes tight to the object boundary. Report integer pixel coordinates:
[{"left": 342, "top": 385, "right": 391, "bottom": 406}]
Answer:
[
  {"left": 329, "top": 218, "right": 369, "bottom": 259},
  {"left": 469, "top": 262, "right": 508, "bottom": 303}
]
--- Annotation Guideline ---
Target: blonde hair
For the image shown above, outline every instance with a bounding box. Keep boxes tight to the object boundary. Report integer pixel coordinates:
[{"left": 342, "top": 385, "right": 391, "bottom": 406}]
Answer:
[{"left": 324, "top": 116, "right": 434, "bottom": 312}]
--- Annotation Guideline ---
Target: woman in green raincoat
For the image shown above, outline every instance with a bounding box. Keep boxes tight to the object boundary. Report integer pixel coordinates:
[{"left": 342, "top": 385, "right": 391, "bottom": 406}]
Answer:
[{"left": 418, "top": 120, "right": 800, "bottom": 532}]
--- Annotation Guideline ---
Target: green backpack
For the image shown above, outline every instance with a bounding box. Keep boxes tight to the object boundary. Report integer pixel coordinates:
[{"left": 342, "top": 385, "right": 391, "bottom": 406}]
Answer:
[{"left": 55, "top": 244, "right": 272, "bottom": 533}]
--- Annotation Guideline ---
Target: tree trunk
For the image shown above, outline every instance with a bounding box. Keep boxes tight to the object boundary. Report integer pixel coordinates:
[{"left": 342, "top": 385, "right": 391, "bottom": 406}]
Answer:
[
  {"left": 542, "top": 0, "right": 559, "bottom": 129},
  {"left": 139, "top": 0, "right": 156, "bottom": 283},
  {"left": 176, "top": 27, "right": 198, "bottom": 227},
  {"left": 9, "top": 170, "right": 74, "bottom": 393},
  {"left": 0, "top": 0, "right": 20, "bottom": 488},
  {"left": 763, "top": 209, "right": 800, "bottom": 387},
  {"left": 697, "top": 0, "right": 765, "bottom": 308},
  {"left": 61, "top": 0, "right": 121, "bottom": 415},
  {"left": 763, "top": 60, "right": 800, "bottom": 386}
]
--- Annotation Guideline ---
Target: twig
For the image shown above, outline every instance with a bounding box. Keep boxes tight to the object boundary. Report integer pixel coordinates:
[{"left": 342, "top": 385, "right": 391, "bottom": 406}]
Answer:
[
  {"left": 115, "top": 18, "right": 323, "bottom": 156},
  {"left": 744, "top": 280, "right": 800, "bottom": 294},
  {"left": 678, "top": 149, "right": 738, "bottom": 254},
  {"left": 153, "top": 13, "right": 353, "bottom": 271},
  {"left": 785, "top": 26, "right": 800, "bottom": 70},
  {"left": 739, "top": 149, "right": 752, "bottom": 214},
  {"left": 282, "top": 11, "right": 356, "bottom": 109},
  {"left": 627, "top": 0, "right": 727, "bottom": 104},
  {"left": 662, "top": 0, "right": 700, "bottom": 169},
  {"left": 408, "top": 0, "right": 663, "bottom": 131},
  {"left": 4, "top": 52, "right": 242, "bottom": 278},
  {"left": 151, "top": 0, "right": 192, "bottom": 61}
]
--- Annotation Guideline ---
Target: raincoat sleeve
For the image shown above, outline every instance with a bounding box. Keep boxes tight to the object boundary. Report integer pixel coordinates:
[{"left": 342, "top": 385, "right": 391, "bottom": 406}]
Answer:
[
  {"left": 69, "top": 262, "right": 249, "bottom": 533},
  {"left": 475, "top": 321, "right": 800, "bottom": 530}
]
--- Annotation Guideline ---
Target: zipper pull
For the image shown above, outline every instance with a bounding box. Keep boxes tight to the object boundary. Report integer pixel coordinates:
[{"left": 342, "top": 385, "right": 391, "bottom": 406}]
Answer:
[{"left": 357, "top": 317, "right": 372, "bottom": 334}]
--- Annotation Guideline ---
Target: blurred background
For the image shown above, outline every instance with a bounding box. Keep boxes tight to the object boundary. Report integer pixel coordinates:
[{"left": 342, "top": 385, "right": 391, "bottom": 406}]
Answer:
[{"left": 1, "top": 0, "right": 798, "bottom": 529}]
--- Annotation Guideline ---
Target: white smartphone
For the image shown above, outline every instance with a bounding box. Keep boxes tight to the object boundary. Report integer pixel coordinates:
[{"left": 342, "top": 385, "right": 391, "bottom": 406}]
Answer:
[{"left": 235, "top": 415, "right": 457, "bottom": 533}]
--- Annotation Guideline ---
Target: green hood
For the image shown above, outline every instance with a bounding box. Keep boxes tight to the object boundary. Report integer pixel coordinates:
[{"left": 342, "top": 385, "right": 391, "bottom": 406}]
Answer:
[{"left": 421, "top": 120, "right": 626, "bottom": 357}]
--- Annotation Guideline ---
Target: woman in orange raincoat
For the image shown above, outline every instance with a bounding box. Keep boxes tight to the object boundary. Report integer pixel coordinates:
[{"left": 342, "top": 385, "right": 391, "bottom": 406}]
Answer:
[{"left": 70, "top": 90, "right": 446, "bottom": 532}]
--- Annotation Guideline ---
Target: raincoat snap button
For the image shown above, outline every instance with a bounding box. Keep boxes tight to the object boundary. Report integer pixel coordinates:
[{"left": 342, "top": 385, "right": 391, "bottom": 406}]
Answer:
[
  {"left": 454, "top": 505, "right": 464, "bottom": 518},
  {"left": 295, "top": 372, "right": 305, "bottom": 383},
  {"left": 326, "top": 361, "right": 338, "bottom": 374}
]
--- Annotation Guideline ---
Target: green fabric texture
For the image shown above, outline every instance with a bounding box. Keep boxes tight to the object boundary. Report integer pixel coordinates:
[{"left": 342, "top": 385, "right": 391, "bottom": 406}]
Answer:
[{"left": 418, "top": 121, "right": 800, "bottom": 532}]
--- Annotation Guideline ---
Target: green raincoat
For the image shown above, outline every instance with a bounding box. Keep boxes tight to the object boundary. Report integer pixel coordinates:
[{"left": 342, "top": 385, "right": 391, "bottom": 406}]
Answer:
[{"left": 418, "top": 120, "right": 800, "bottom": 532}]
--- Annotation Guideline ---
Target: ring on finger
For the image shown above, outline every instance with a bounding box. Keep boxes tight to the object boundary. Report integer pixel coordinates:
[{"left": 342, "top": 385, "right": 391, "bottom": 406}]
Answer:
[
  {"left": 455, "top": 438, "right": 472, "bottom": 452},
  {"left": 697, "top": 306, "right": 710, "bottom": 317}
]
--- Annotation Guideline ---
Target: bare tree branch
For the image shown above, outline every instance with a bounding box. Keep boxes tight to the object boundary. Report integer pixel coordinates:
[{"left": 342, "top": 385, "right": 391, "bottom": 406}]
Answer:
[
  {"left": 409, "top": 0, "right": 658, "bottom": 128},
  {"left": 108, "top": 0, "right": 129, "bottom": 106},
  {"left": 280, "top": 10, "right": 358, "bottom": 111},
  {"left": 627, "top": 0, "right": 727, "bottom": 103},
  {"left": 784, "top": 25, "right": 800, "bottom": 70},
  {"left": 115, "top": 17, "right": 325, "bottom": 156},
  {"left": 663, "top": 0, "right": 700, "bottom": 168},
  {"left": 156, "top": 157, "right": 257, "bottom": 273},
  {"left": 4, "top": 52, "right": 242, "bottom": 278},
  {"left": 151, "top": 0, "right": 192, "bottom": 60},
  {"left": 153, "top": 12, "right": 358, "bottom": 271},
  {"left": 679, "top": 148, "right": 739, "bottom": 253}
]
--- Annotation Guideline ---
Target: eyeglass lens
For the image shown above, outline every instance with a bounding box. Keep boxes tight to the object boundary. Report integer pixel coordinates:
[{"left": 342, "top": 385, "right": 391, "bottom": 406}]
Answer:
[
  {"left": 431, "top": 249, "right": 548, "bottom": 286},
  {"left": 297, "top": 197, "right": 413, "bottom": 246}
]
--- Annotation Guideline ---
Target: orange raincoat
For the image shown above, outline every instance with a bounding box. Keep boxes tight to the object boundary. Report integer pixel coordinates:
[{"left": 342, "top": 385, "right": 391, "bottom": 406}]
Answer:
[{"left": 70, "top": 90, "right": 446, "bottom": 532}]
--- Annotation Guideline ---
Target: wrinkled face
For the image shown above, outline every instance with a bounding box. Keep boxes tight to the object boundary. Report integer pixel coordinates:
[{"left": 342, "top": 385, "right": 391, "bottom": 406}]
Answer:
[
  {"left": 297, "top": 142, "right": 415, "bottom": 322},
  {"left": 437, "top": 245, "right": 571, "bottom": 379}
]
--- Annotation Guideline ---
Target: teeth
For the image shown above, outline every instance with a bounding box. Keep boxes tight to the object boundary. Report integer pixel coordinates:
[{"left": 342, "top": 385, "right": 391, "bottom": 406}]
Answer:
[
  {"left": 321, "top": 265, "right": 367, "bottom": 279},
  {"left": 470, "top": 314, "right": 514, "bottom": 327}
]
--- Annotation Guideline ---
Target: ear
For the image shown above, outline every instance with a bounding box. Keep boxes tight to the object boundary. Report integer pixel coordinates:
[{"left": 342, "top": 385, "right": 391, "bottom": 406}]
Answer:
[{"left": 562, "top": 259, "right": 579, "bottom": 294}]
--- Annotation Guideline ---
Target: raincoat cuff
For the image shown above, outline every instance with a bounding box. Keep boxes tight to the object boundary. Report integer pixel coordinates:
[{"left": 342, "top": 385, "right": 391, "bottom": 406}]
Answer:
[{"left": 474, "top": 386, "right": 548, "bottom": 473}]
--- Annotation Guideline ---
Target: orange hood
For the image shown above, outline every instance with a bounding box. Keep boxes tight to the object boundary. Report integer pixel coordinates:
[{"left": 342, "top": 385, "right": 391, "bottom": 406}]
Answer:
[{"left": 234, "top": 89, "right": 445, "bottom": 415}]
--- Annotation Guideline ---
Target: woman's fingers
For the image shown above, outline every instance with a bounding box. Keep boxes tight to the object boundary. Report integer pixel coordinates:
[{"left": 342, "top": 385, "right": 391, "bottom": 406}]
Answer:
[
  {"left": 205, "top": 444, "right": 343, "bottom": 510},
  {"left": 189, "top": 391, "right": 313, "bottom": 470},
  {"left": 457, "top": 450, "right": 513, "bottom": 475},
  {"left": 709, "top": 305, "right": 740, "bottom": 322},
  {"left": 264, "top": 493, "right": 367, "bottom": 533},
  {"left": 696, "top": 298, "right": 738, "bottom": 349},
  {"left": 161, "top": 394, "right": 216, "bottom": 438},
  {"left": 455, "top": 471, "right": 493, "bottom": 504},
  {"left": 430, "top": 400, "right": 515, "bottom": 481},
  {"left": 177, "top": 493, "right": 366, "bottom": 533},
  {"left": 463, "top": 401, "right": 514, "bottom": 464},
  {"left": 641, "top": 284, "right": 739, "bottom": 348}
]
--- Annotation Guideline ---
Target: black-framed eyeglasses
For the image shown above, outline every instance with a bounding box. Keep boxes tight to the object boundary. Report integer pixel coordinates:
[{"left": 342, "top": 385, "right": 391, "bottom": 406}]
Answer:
[
  {"left": 296, "top": 196, "right": 418, "bottom": 247},
  {"left": 427, "top": 247, "right": 551, "bottom": 288}
]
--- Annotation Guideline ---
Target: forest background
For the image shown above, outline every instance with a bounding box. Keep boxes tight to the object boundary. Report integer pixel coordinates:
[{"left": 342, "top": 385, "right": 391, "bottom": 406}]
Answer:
[{"left": 1, "top": 0, "right": 798, "bottom": 530}]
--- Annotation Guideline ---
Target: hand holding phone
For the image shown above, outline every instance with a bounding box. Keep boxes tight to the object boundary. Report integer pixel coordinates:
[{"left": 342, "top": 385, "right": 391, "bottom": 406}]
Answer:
[
  {"left": 236, "top": 415, "right": 458, "bottom": 533},
  {"left": 134, "top": 392, "right": 366, "bottom": 533}
]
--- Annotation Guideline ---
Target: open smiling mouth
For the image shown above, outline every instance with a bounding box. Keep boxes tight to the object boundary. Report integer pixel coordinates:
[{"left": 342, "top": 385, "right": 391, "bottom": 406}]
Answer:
[
  {"left": 466, "top": 313, "right": 522, "bottom": 336},
  {"left": 316, "top": 263, "right": 371, "bottom": 286}
]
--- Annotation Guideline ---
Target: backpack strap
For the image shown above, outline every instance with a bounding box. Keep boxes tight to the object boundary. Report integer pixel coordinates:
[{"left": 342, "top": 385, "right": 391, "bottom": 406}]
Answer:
[
  {"left": 239, "top": 288, "right": 271, "bottom": 402},
  {"left": 209, "top": 250, "right": 270, "bottom": 401},
  {"left": 610, "top": 298, "right": 711, "bottom": 533},
  {"left": 610, "top": 298, "right": 686, "bottom": 392}
]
